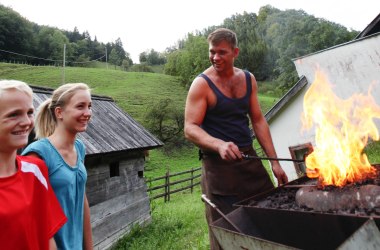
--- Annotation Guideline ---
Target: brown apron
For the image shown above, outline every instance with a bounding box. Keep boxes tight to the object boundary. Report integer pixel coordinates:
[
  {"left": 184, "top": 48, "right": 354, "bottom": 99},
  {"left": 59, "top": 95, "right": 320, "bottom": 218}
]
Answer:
[{"left": 200, "top": 146, "right": 274, "bottom": 250}]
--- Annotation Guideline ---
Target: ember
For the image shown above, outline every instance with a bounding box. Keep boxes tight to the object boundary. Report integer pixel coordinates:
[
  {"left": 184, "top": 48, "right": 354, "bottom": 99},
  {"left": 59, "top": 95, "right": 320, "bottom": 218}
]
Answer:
[{"left": 247, "top": 167, "right": 380, "bottom": 216}]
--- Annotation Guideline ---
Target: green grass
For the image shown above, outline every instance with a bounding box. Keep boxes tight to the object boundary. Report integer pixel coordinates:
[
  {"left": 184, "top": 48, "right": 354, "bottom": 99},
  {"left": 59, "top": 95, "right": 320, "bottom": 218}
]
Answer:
[
  {"left": 0, "top": 62, "right": 281, "bottom": 250},
  {"left": 112, "top": 187, "right": 209, "bottom": 250},
  {"left": 3, "top": 62, "right": 380, "bottom": 249},
  {"left": 365, "top": 141, "right": 380, "bottom": 164},
  {"left": 0, "top": 63, "right": 185, "bottom": 126}
]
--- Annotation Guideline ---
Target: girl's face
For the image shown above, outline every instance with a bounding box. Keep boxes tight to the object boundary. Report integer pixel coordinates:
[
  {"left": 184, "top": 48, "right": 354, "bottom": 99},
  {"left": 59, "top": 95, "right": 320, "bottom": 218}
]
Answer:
[
  {"left": 57, "top": 89, "right": 92, "bottom": 134},
  {"left": 0, "top": 90, "right": 34, "bottom": 152}
]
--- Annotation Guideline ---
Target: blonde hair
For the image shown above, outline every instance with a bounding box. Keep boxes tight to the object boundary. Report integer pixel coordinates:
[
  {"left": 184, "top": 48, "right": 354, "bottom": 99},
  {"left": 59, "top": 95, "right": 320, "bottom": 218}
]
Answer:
[
  {"left": 0, "top": 79, "right": 33, "bottom": 99},
  {"left": 35, "top": 83, "right": 91, "bottom": 139}
]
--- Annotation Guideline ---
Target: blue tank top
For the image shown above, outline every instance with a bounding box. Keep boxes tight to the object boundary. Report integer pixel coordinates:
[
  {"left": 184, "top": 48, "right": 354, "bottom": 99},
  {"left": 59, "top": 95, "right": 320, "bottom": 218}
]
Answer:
[{"left": 200, "top": 70, "right": 252, "bottom": 147}]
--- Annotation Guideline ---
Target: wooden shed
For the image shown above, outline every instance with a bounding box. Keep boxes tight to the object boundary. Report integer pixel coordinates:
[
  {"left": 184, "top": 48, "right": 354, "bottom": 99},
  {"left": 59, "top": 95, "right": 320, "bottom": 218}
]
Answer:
[
  {"left": 30, "top": 85, "right": 163, "bottom": 249},
  {"left": 263, "top": 13, "right": 380, "bottom": 182}
]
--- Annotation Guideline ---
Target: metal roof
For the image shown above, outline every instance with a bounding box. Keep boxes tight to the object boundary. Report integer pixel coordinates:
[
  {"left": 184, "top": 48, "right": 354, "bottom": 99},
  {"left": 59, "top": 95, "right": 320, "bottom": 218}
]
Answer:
[
  {"left": 355, "top": 12, "right": 380, "bottom": 39},
  {"left": 31, "top": 85, "right": 163, "bottom": 155},
  {"left": 264, "top": 76, "right": 308, "bottom": 123}
]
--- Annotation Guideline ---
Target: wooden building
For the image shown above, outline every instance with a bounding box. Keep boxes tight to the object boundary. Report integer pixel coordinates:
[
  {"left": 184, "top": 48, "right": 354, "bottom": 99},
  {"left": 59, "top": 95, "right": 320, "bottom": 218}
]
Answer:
[{"left": 30, "top": 85, "right": 163, "bottom": 249}]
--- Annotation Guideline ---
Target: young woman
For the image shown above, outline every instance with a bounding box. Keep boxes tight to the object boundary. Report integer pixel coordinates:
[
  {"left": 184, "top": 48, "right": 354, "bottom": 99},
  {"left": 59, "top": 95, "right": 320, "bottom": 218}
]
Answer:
[
  {"left": 0, "top": 80, "right": 66, "bottom": 250},
  {"left": 22, "top": 83, "right": 94, "bottom": 250}
]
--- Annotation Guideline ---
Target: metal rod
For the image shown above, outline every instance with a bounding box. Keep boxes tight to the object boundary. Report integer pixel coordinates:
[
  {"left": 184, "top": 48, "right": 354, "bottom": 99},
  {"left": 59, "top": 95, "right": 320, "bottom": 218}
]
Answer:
[
  {"left": 241, "top": 154, "right": 304, "bottom": 163},
  {"left": 201, "top": 194, "right": 244, "bottom": 234},
  {"left": 283, "top": 184, "right": 317, "bottom": 188}
]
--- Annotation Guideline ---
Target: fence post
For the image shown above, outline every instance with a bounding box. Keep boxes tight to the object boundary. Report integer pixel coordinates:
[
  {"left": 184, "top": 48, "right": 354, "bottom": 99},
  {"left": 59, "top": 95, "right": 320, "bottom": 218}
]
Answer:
[
  {"left": 166, "top": 170, "right": 171, "bottom": 202},
  {"left": 191, "top": 168, "right": 194, "bottom": 193}
]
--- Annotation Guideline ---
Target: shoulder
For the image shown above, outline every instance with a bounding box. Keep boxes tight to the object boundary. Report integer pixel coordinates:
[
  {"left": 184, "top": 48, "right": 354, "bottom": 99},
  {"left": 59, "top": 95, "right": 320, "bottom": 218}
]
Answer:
[
  {"left": 17, "top": 155, "right": 49, "bottom": 177},
  {"left": 22, "top": 138, "right": 49, "bottom": 156},
  {"left": 188, "top": 74, "right": 210, "bottom": 96},
  {"left": 75, "top": 138, "right": 85, "bottom": 149},
  {"left": 241, "top": 70, "right": 257, "bottom": 90},
  {"left": 75, "top": 138, "right": 86, "bottom": 156}
]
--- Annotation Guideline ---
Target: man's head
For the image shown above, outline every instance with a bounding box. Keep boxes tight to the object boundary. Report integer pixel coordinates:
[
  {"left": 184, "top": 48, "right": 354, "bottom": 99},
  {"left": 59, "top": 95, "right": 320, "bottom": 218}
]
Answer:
[{"left": 207, "top": 28, "right": 238, "bottom": 50}]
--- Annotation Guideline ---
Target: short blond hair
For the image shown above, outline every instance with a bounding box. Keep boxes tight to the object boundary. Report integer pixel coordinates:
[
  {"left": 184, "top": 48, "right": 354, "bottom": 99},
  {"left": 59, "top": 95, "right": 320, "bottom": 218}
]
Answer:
[{"left": 0, "top": 79, "right": 33, "bottom": 99}]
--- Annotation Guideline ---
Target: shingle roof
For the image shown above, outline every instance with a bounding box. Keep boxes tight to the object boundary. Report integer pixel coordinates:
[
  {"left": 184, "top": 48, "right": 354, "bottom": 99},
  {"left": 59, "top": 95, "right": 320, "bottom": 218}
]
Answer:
[{"left": 31, "top": 85, "right": 163, "bottom": 155}]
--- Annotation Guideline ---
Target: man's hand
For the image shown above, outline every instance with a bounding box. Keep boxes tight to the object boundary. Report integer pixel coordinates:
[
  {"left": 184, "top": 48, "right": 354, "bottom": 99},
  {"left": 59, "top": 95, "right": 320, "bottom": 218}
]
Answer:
[
  {"left": 271, "top": 162, "right": 288, "bottom": 186},
  {"left": 217, "top": 141, "right": 242, "bottom": 161}
]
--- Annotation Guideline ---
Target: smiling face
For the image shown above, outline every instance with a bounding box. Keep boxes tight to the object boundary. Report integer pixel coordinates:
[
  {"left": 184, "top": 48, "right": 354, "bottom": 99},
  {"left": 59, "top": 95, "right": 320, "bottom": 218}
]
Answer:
[
  {"left": 0, "top": 89, "right": 34, "bottom": 152},
  {"left": 55, "top": 89, "right": 92, "bottom": 134},
  {"left": 209, "top": 40, "right": 239, "bottom": 72}
]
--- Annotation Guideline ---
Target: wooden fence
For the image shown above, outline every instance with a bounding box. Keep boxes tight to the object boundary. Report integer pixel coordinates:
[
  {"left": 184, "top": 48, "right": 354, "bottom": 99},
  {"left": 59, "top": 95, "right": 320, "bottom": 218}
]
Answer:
[{"left": 146, "top": 167, "right": 201, "bottom": 202}]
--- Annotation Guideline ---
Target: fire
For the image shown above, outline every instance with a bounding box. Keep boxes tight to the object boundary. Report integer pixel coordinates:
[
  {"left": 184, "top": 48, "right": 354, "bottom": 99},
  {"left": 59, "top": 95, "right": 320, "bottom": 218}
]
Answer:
[{"left": 302, "top": 70, "right": 380, "bottom": 187}]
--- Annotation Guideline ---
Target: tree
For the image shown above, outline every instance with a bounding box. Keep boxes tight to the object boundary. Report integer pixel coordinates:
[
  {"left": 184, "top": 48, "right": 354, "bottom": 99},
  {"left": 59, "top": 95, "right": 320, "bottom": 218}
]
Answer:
[
  {"left": 139, "top": 49, "right": 166, "bottom": 65},
  {"left": 0, "top": 5, "right": 35, "bottom": 61},
  {"left": 108, "top": 48, "right": 120, "bottom": 69},
  {"left": 144, "top": 98, "right": 187, "bottom": 151}
]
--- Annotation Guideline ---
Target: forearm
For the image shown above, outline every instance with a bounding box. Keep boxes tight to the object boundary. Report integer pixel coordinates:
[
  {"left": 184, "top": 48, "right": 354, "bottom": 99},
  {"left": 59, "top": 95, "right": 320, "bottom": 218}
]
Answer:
[
  {"left": 184, "top": 123, "right": 224, "bottom": 152},
  {"left": 254, "top": 121, "right": 278, "bottom": 159},
  {"left": 83, "top": 195, "right": 93, "bottom": 250}
]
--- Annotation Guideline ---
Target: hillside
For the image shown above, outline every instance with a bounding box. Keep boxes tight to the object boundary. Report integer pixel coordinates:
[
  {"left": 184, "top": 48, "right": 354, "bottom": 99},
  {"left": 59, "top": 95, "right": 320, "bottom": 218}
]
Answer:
[
  {"left": 0, "top": 63, "right": 279, "bottom": 126},
  {"left": 0, "top": 63, "right": 186, "bottom": 125}
]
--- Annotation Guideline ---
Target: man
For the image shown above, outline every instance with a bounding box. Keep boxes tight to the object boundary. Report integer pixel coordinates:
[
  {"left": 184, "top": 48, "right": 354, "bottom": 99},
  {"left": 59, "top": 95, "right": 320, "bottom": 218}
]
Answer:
[{"left": 184, "top": 28, "right": 288, "bottom": 249}]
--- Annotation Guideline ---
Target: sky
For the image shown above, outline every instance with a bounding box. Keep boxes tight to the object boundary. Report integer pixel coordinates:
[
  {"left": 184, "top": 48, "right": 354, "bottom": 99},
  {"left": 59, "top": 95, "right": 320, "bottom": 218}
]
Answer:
[{"left": 1, "top": 0, "right": 379, "bottom": 63}]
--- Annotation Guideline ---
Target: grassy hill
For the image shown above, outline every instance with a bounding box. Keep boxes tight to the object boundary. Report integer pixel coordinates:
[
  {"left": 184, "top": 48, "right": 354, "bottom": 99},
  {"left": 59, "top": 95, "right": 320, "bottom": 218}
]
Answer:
[
  {"left": 3, "top": 62, "right": 379, "bottom": 249},
  {"left": 0, "top": 62, "right": 282, "bottom": 176},
  {"left": 0, "top": 63, "right": 185, "bottom": 126},
  {"left": 0, "top": 63, "right": 279, "bottom": 125}
]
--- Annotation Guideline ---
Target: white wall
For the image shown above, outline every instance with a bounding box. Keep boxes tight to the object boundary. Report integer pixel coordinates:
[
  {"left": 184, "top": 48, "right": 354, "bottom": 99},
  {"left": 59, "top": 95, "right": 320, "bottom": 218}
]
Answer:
[
  {"left": 294, "top": 33, "right": 380, "bottom": 101},
  {"left": 269, "top": 33, "right": 380, "bottom": 181}
]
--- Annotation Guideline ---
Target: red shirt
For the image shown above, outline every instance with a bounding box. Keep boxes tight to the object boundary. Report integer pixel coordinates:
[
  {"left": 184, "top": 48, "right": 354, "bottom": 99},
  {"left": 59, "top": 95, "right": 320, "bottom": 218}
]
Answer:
[{"left": 0, "top": 155, "right": 67, "bottom": 250}]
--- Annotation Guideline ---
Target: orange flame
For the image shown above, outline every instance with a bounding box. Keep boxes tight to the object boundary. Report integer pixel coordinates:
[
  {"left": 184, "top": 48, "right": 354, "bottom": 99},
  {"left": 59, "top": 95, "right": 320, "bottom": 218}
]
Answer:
[{"left": 302, "top": 70, "right": 380, "bottom": 187}]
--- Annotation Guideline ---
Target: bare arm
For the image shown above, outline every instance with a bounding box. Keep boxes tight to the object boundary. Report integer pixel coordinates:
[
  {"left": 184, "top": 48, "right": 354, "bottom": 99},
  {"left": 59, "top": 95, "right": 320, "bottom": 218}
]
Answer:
[
  {"left": 83, "top": 194, "right": 93, "bottom": 250},
  {"left": 49, "top": 238, "right": 57, "bottom": 250},
  {"left": 248, "top": 74, "right": 288, "bottom": 185},
  {"left": 184, "top": 77, "right": 241, "bottom": 160}
]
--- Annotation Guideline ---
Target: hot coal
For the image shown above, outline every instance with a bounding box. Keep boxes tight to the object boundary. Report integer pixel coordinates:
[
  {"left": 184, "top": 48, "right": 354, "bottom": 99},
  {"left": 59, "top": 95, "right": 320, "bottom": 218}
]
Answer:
[
  {"left": 296, "top": 184, "right": 380, "bottom": 212},
  {"left": 250, "top": 170, "right": 380, "bottom": 217}
]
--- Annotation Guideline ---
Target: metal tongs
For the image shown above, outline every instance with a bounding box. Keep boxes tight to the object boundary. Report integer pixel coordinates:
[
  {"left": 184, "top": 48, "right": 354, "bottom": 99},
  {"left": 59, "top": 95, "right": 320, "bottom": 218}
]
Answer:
[{"left": 241, "top": 153, "right": 305, "bottom": 163}]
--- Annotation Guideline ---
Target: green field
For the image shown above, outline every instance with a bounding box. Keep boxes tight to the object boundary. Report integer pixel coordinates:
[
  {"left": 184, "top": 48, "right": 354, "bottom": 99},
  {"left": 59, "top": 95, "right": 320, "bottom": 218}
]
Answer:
[
  {"left": 2, "top": 62, "right": 379, "bottom": 249},
  {"left": 0, "top": 62, "right": 281, "bottom": 249}
]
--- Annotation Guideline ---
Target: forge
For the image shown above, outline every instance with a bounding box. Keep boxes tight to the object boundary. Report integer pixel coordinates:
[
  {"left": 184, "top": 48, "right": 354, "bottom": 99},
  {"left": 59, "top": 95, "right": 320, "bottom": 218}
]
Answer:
[
  {"left": 253, "top": 165, "right": 380, "bottom": 215},
  {"left": 209, "top": 166, "right": 380, "bottom": 250}
]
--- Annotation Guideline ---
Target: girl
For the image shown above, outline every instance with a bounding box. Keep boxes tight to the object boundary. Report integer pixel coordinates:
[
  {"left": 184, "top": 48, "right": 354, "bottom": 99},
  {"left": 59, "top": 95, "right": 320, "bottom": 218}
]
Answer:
[
  {"left": 22, "top": 83, "right": 93, "bottom": 250},
  {"left": 0, "top": 80, "right": 66, "bottom": 250}
]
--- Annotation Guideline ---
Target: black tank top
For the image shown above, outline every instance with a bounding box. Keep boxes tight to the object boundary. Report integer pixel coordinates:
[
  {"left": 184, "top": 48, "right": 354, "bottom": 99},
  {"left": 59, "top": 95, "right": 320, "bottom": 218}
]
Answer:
[{"left": 200, "top": 70, "right": 252, "bottom": 147}]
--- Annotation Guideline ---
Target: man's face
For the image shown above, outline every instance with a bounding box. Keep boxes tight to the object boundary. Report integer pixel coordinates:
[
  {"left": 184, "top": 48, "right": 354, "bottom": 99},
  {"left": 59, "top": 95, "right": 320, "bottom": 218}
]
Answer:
[{"left": 209, "top": 40, "right": 238, "bottom": 72}]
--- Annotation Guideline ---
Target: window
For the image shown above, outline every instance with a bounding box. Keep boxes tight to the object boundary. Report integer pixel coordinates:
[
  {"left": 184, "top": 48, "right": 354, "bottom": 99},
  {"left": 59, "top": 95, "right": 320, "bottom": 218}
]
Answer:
[
  {"left": 289, "top": 143, "right": 313, "bottom": 177},
  {"left": 109, "top": 162, "right": 120, "bottom": 177},
  {"left": 138, "top": 170, "right": 144, "bottom": 178}
]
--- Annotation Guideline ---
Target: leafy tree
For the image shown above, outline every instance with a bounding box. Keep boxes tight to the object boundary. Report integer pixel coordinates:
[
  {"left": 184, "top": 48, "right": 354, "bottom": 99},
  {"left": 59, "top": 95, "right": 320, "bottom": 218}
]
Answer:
[
  {"left": 121, "top": 59, "right": 130, "bottom": 71},
  {"left": 0, "top": 5, "right": 35, "bottom": 61},
  {"left": 108, "top": 48, "right": 120, "bottom": 69},
  {"left": 35, "top": 26, "right": 70, "bottom": 65},
  {"left": 165, "top": 33, "right": 209, "bottom": 88},
  {"left": 144, "top": 98, "right": 187, "bottom": 151},
  {"left": 139, "top": 49, "right": 166, "bottom": 65},
  {"left": 129, "top": 63, "right": 154, "bottom": 72}
]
